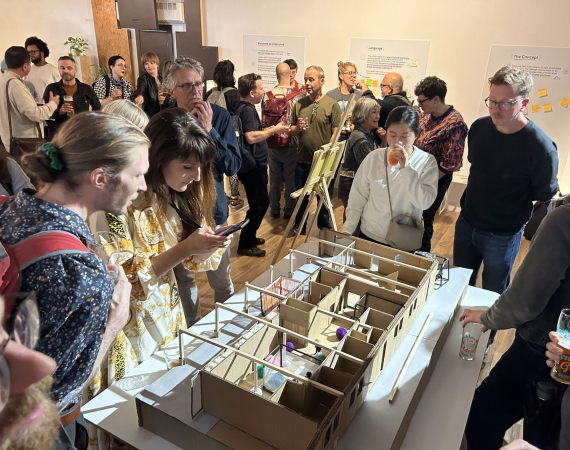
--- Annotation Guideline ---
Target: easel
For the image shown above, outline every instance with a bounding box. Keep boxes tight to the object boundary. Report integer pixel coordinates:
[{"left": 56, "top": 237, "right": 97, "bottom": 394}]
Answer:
[{"left": 271, "top": 94, "right": 355, "bottom": 266}]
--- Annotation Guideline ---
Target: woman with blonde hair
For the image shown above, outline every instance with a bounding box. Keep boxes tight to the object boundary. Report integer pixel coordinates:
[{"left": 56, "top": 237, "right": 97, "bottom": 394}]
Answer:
[
  {"left": 326, "top": 61, "right": 363, "bottom": 141},
  {"left": 103, "top": 99, "right": 149, "bottom": 129},
  {"left": 134, "top": 52, "right": 164, "bottom": 117}
]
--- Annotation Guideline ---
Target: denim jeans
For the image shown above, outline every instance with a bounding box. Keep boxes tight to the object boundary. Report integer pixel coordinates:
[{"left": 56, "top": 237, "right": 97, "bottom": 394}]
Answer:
[
  {"left": 294, "top": 162, "right": 333, "bottom": 229},
  {"left": 453, "top": 215, "right": 523, "bottom": 294}
]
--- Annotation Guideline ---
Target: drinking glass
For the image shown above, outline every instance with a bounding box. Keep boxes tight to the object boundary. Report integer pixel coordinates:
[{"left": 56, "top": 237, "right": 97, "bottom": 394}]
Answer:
[
  {"left": 299, "top": 114, "right": 309, "bottom": 131},
  {"left": 280, "top": 116, "right": 291, "bottom": 138},
  {"left": 164, "top": 347, "right": 181, "bottom": 371},
  {"left": 88, "top": 231, "right": 121, "bottom": 282},
  {"left": 460, "top": 322, "right": 483, "bottom": 361},
  {"left": 551, "top": 309, "right": 570, "bottom": 384}
]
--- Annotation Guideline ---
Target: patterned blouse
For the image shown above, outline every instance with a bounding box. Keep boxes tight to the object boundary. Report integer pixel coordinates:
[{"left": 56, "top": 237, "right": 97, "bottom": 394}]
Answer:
[
  {"left": 415, "top": 106, "right": 468, "bottom": 173},
  {"left": 92, "top": 73, "right": 134, "bottom": 102},
  {"left": 87, "top": 191, "right": 222, "bottom": 397},
  {"left": 0, "top": 192, "right": 114, "bottom": 411}
]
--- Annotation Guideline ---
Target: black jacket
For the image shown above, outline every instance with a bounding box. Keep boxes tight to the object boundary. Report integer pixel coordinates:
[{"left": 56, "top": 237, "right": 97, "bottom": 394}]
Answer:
[
  {"left": 134, "top": 71, "right": 162, "bottom": 117},
  {"left": 362, "top": 90, "right": 410, "bottom": 129},
  {"left": 43, "top": 79, "right": 101, "bottom": 138}
]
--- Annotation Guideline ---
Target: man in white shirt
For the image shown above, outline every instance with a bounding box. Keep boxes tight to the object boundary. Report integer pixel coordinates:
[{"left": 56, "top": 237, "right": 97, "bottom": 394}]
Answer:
[
  {"left": 0, "top": 47, "right": 59, "bottom": 152},
  {"left": 24, "top": 37, "right": 60, "bottom": 102}
]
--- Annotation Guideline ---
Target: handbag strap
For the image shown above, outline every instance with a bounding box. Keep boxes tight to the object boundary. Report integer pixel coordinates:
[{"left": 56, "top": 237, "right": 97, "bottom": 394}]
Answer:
[
  {"left": 5, "top": 78, "right": 42, "bottom": 140},
  {"left": 384, "top": 148, "right": 394, "bottom": 221}
]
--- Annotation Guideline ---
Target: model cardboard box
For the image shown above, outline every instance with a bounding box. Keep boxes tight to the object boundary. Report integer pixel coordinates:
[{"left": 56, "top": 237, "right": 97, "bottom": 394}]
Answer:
[{"left": 136, "top": 235, "right": 440, "bottom": 449}]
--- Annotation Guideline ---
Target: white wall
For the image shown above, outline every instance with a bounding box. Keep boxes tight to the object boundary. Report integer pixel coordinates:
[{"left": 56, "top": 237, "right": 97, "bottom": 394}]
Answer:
[
  {"left": 0, "top": 0, "right": 98, "bottom": 80},
  {"left": 202, "top": 0, "right": 570, "bottom": 188}
]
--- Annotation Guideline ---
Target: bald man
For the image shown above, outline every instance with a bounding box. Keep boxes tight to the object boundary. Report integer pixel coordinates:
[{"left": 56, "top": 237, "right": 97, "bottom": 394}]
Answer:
[
  {"left": 262, "top": 62, "right": 304, "bottom": 219},
  {"left": 360, "top": 71, "right": 411, "bottom": 132}
]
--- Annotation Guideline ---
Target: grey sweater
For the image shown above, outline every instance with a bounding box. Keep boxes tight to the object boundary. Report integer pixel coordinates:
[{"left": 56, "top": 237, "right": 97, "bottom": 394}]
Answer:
[{"left": 481, "top": 203, "right": 570, "bottom": 347}]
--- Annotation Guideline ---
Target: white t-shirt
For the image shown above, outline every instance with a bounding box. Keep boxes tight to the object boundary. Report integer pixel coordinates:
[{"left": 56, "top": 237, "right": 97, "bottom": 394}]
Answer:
[{"left": 25, "top": 63, "right": 60, "bottom": 101}]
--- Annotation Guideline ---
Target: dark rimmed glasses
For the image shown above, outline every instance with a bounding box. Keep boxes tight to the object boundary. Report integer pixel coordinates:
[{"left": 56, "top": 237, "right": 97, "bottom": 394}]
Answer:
[{"left": 485, "top": 97, "right": 524, "bottom": 111}]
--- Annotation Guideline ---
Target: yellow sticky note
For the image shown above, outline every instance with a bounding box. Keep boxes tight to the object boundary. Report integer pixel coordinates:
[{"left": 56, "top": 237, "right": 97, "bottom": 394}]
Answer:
[
  {"left": 411, "top": 59, "right": 418, "bottom": 67},
  {"left": 531, "top": 104, "right": 540, "bottom": 113},
  {"left": 543, "top": 103, "right": 553, "bottom": 112},
  {"left": 538, "top": 88, "right": 548, "bottom": 98},
  {"left": 372, "top": 88, "right": 379, "bottom": 96},
  {"left": 372, "top": 80, "right": 379, "bottom": 87},
  {"left": 560, "top": 98, "right": 570, "bottom": 108},
  {"left": 365, "top": 78, "right": 373, "bottom": 86}
]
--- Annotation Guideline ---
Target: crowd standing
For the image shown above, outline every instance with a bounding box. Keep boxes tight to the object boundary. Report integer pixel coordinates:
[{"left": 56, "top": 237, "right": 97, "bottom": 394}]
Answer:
[{"left": 0, "top": 34, "right": 566, "bottom": 450}]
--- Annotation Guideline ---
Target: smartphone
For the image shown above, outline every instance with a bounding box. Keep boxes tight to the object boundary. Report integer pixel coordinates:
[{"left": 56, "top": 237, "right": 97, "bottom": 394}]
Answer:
[{"left": 215, "top": 219, "right": 249, "bottom": 236}]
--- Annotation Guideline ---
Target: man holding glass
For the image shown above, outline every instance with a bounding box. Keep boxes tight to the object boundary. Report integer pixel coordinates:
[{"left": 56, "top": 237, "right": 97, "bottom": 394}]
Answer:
[
  {"left": 288, "top": 65, "right": 341, "bottom": 236},
  {"left": 454, "top": 66, "right": 558, "bottom": 296},
  {"left": 459, "top": 198, "right": 570, "bottom": 449}
]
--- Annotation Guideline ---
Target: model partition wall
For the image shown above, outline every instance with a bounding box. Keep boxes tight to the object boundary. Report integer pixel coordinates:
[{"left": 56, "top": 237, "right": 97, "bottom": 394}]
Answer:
[{"left": 140, "top": 233, "right": 438, "bottom": 450}]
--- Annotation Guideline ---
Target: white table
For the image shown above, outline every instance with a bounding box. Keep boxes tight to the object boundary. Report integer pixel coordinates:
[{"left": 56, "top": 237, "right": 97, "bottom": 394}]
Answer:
[{"left": 82, "top": 248, "right": 498, "bottom": 450}]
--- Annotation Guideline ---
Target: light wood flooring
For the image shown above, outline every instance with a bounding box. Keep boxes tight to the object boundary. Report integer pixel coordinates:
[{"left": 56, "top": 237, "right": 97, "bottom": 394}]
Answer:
[{"left": 195, "top": 189, "right": 530, "bottom": 445}]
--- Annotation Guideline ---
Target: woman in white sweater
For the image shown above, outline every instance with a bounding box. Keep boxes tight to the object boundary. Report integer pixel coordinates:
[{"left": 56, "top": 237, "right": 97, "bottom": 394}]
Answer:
[{"left": 343, "top": 106, "right": 439, "bottom": 249}]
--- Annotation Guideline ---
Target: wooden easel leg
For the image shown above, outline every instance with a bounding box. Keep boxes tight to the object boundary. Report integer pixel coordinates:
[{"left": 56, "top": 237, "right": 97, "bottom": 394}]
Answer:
[
  {"left": 271, "top": 191, "right": 307, "bottom": 265},
  {"left": 291, "top": 191, "right": 316, "bottom": 250},
  {"left": 320, "top": 179, "right": 338, "bottom": 231},
  {"left": 304, "top": 195, "right": 323, "bottom": 244}
]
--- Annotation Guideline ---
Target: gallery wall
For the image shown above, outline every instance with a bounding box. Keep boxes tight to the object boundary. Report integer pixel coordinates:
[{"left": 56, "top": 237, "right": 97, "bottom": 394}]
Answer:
[
  {"left": 0, "top": 0, "right": 99, "bottom": 82},
  {"left": 201, "top": 0, "right": 570, "bottom": 189}
]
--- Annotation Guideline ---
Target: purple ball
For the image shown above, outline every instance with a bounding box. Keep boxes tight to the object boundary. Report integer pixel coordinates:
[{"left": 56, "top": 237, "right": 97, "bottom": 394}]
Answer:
[
  {"left": 336, "top": 327, "right": 347, "bottom": 340},
  {"left": 286, "top": 341, "right": 295, "bottom": 353}
]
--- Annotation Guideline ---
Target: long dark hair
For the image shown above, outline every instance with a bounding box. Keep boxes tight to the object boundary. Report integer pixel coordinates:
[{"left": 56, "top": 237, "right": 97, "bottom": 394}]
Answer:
[
  {"left": 213, "top": 60, "right": 235, "bottom": 90},
  {"left": 144, "top": 108, "right": 217, "bottom": 238}
]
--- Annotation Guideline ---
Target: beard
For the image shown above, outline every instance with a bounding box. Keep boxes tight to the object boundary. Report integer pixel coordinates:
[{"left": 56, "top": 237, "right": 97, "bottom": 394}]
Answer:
[
  {"left": 62, "top": 74, "right": 75, "bottom": 82},
  {"left": 31, "top": 56, "right": 41, "bottom": 65},
  {"left": 0, "top": 376, "right": 60, "bottom": 450}
]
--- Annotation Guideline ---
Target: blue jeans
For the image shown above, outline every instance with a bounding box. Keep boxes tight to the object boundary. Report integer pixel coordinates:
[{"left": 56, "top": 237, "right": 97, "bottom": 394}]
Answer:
[
  {"left": 294, "top": 162, "right": 333, "bottom": 229},
  {"left": 453, "top": 215, "right": 523, "bottom": 294}
]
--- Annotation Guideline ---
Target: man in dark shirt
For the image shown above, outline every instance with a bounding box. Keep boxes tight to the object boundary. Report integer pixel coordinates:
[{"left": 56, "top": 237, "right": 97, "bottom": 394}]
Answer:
[
  {"left": 43, "top": 56, "right": 101, "bottom": 140},
  {"left": 164, "top": 56, "right": 241, "bottom": 321},
  {"left": 235, "top": 73, "right": 286, "bottom": 256},
  {"left": 454, "top": 66, "right": 558, "bottom": 295},
  {"left": 360, "top": 72, "right": 411, "bottom": 141},
  {"left": 460, "top": 200, "right": 570, "bottom": 450}
]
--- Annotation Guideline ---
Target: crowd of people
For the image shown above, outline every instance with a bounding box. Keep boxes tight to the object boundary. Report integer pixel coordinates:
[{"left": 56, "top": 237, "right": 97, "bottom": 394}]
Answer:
[{"left": 0, "top": 35, "right": 567, "bottom": 450}]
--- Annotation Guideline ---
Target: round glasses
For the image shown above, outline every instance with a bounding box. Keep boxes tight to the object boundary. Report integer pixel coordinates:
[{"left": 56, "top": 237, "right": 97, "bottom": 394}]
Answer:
[
  {"left": 0, "top": 293, "right": 41, "bottom": 413},
  {"left": 485, "top": 97, "right": 524, "bottom": 111}
]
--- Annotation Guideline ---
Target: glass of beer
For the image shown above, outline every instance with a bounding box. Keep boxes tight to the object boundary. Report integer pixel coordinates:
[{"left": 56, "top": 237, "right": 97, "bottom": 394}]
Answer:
[
  {"left": 63, "top": 95, "right": 74, "bottom": 117},
  {"left": 551, "top": 309, "right": 570, "bottom": 384}
]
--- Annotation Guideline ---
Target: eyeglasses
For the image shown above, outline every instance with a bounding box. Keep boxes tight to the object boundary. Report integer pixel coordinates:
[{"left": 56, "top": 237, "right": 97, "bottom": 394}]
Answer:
[
  {"left": 28, "top": 50, "right": 40, "bottom": 55},
  {"left": 417, "top": 97, "right": 433, "bottom": 106},
  {"left": 176, "top": 82, "right": 204, "bottom": 92},
  {"left": 344, "top": 71, "right": 357, "bottom": 77},
  {"left": 380, "top": 84, "right": 392, "bottom": 89},
  {"left": 485, "top": 97, "right": 524, "bottom": 111},
  {"left": 0, "top": 292, "right": 40, "bottom": 413},
  {"left": 310, "top": 101, "right": 320, "bottom": 122}
]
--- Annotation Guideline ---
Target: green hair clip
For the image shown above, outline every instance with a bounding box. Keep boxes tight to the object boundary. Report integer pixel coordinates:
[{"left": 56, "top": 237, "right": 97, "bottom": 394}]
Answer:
[{"left": 41, "top": 142, "right": 64, "bottom": 171}]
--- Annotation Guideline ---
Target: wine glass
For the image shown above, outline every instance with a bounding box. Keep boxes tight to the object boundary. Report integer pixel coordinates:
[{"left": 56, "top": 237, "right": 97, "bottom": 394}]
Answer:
[{"left": 88, "top": 231, "right": 121, "bottom": 281}]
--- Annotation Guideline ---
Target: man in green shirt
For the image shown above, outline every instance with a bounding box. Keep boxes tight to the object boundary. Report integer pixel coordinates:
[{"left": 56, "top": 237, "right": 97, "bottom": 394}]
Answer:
[{"left": 289, "top": 65, "right": 341, "bottom": 235}]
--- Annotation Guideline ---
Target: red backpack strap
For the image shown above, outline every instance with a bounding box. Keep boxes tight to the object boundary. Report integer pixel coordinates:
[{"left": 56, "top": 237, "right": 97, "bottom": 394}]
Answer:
[
  {"left": 0, "top": 196, "right": 9, "bottom": 206},
  {"left": 11, "top": 230, "right": 90, "bottom": 271},
  {"left": 284, "top": 90, "right": 299, "bottom": 101},
  {"left": 266, "top": 91, "right": 275, "bottom": 100}
]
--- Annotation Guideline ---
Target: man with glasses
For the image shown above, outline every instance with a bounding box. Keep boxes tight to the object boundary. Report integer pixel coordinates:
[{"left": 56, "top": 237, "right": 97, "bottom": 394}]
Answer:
[
  {"left": 93, "top": 55, "right": 134, "bottom": 106},
  {"left": 24, "top": 36, "right": 60, "bottom": 102},
  {"left": 360, "top": 72, "right": 411, "bottom": 141},
  {"left": 163, "top": 56, "right": 241, "bottom": 321},
  {"left": 454, "top": 66, "right": 558, "bottom": 298},
  {"left": 0, "top": 293, "right": 61, "bottom": 450},
  {"left": 289, "top": 65, "right": 341, "bottom": 236}
]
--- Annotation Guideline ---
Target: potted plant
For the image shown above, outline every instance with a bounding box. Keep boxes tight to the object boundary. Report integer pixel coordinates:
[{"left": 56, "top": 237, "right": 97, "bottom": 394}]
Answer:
[{"left": 64, "top": 37, "right": 93, "bottom": 85}]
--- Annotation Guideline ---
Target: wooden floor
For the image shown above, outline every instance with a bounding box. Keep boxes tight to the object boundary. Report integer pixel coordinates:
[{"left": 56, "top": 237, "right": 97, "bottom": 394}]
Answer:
[{"left": 195, "top": 189, "right": 530, "bottom": 445}]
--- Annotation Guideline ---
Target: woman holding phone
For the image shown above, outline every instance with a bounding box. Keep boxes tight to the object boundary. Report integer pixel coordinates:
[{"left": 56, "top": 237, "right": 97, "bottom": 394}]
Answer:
[
  {"left": 342, "top": 106, "right": 438, "bottom": 249},
  {"left": 91, "top": 108, "right": 231, "bottom": 386}
]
